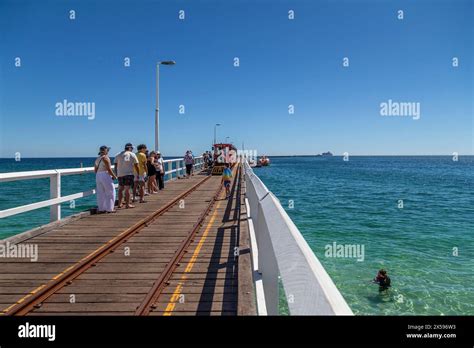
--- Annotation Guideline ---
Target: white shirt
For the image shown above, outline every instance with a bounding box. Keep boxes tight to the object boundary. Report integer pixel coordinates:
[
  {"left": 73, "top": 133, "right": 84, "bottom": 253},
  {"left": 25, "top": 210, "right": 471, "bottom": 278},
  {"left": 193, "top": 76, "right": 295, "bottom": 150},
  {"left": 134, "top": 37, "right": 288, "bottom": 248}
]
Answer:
[
  {"left": 155, "top": 157, "right": 164, "bottom": 172},
  {"left": 114, "top": 151, "right": 138, "bottom": 177}
]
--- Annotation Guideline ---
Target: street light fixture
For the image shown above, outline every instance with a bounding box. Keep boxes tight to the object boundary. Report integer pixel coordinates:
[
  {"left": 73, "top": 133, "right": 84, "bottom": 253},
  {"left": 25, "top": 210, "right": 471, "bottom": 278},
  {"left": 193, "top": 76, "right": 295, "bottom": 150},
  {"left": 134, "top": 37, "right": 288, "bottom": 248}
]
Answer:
[
  {"left": 214, "top": 123, "right": 221, "bottom": 145},
  {"left": 155, "top": 60, "right": 176, "bottom": 152}
]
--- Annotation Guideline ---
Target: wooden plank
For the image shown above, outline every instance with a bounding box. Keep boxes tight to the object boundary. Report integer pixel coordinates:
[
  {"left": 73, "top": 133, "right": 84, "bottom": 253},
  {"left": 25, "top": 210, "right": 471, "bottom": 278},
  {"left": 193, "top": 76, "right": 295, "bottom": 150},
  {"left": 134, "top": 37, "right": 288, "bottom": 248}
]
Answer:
[
  {"left": 42, "top": 293, "right": 145, "bottom": 303},
  {"left": 55, "top": 286, "right": 152, "bottom": 294},
  {"left": 28, "top": 312, "right": 134, "bottom": 316},
  {"left": 0, "top": 273, "right": 57, "bottom": 280},
  {"left": 77, "top": 273, "right": 165, "bottom": 280},
  {"left": 148, "top": 310, "right": 236, "bottom": 316},
  {"left": 156, "top": 293, "right": 236, "bottom": 303},
  {"left": 32, "top": 302, "right": 139, "bottom": 313},
  {"left": 151, "top": 301, "right": 237, "bottom": 313}
]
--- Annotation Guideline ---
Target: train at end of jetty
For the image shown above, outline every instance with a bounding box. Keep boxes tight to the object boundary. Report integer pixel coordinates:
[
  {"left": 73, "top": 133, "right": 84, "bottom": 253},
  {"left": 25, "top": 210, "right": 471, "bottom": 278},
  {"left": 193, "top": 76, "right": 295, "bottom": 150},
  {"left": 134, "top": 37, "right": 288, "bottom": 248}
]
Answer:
[
  {"left": 209, "top": 143, "right": 270, "bottom": 173},
  {"left": 211, "top": 142, "right": 238, "bottom": 175}
]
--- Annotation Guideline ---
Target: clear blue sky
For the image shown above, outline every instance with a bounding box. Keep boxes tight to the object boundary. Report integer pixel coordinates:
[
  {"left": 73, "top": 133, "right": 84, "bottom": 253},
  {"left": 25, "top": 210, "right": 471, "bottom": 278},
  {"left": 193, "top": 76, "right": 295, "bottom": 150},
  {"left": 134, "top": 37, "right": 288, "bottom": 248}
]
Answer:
[{"left": 0, "top": 0, "right": 472, "bottom": 157}]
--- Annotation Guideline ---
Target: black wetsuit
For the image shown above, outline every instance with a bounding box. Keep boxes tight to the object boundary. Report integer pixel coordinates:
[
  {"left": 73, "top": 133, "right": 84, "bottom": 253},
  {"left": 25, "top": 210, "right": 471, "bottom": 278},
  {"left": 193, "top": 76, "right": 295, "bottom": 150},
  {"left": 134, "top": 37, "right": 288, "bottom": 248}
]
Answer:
[{"left": 378, "top": 276, "right": 391, "bottom": 291}]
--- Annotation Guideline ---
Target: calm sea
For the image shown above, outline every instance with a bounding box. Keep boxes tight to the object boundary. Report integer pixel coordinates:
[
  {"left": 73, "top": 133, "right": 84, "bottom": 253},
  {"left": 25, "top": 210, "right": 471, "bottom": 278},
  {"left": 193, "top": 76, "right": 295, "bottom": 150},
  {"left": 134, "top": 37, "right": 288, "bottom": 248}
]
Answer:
[
  {"left": 256, "top": 156, "right": 473, "bottom": 315},
  {"left": 1, "top": 156, "right": 473, "bottom": 315}
]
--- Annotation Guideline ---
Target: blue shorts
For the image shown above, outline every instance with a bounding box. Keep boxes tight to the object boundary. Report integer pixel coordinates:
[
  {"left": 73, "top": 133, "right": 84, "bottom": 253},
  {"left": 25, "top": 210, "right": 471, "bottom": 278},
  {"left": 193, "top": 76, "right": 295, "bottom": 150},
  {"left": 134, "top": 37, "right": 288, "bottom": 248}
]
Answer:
[{"left": 223, "top": 180, "right": 231, "bottom": 188}]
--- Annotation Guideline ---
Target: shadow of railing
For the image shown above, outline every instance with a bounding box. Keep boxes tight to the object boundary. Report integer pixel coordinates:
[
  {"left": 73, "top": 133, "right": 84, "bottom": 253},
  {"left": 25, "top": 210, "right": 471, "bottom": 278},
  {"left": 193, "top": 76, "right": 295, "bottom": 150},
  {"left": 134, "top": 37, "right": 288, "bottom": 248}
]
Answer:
[{"left": 196, "top": 167, "right": 241, "bottom": 314}]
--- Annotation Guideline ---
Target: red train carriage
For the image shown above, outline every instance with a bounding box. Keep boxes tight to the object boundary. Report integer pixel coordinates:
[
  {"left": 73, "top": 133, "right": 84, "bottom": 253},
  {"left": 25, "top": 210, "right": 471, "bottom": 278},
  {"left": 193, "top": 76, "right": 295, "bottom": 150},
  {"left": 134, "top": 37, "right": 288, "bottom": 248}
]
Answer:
[{"left": 211, "top": 143, "right": 237, "bottom": 175}]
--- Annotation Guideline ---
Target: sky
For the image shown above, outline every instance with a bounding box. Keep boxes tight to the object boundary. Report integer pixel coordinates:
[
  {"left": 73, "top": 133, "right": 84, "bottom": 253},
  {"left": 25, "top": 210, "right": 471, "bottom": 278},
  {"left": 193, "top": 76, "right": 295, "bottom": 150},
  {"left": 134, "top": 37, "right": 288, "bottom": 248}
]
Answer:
[{"left": 0, "top": 0, "right": 472, "bottom": 157}]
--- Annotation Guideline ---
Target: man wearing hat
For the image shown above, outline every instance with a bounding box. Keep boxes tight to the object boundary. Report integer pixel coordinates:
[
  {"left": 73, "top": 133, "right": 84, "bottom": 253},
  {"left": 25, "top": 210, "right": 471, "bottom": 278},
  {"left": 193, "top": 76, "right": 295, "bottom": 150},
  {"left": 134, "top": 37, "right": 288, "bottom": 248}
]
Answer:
[
  {"left": 155, "top": 151, "right": 165, "bottom": 190},
  {"left": 114, "top": 143, "right": 139, "bottom": 208}
]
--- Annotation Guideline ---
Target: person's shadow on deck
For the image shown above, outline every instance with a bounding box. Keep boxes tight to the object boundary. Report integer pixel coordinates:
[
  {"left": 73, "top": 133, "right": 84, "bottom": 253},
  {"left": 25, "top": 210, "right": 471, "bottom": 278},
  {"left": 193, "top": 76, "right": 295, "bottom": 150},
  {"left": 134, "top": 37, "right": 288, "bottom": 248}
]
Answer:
[{"left": 196, "top": 168, "right": 241, "bottom": 315}]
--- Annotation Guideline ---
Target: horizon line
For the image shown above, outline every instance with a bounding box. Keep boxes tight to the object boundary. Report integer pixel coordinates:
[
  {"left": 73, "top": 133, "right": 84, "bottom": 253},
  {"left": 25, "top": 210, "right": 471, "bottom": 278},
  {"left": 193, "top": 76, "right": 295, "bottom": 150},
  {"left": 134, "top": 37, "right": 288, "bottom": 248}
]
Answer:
[{"left": 1, "top": 154, "right": 473, "bottom": 159}]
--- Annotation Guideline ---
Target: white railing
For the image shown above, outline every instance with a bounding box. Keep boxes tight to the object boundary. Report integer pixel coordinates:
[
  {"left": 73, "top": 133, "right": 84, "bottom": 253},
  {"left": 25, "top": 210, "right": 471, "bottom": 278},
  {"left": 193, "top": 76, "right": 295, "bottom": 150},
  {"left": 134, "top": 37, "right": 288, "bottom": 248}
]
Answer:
[
  {"left": 0, "top": 156, "right": 204, "bottom": 222},
  {"left": 243, "top": 161, "right": 353, "bottom": 315}
]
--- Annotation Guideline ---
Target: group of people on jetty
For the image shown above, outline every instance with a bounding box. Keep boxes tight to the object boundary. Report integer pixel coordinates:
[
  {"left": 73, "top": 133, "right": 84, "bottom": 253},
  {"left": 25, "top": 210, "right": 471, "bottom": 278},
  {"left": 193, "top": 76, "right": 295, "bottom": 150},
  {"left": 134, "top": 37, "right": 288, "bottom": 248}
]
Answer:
[{"left": 93, "top": 143, "right": 197, "bottom": 214}]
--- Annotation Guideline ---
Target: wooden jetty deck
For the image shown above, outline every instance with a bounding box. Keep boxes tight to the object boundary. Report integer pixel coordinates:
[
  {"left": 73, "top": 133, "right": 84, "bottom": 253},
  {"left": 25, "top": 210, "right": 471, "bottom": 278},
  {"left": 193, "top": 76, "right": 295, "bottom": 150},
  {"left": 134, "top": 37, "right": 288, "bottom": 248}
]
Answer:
[{"left": 0, "top": 165, "right": 256, "bottom": 316}]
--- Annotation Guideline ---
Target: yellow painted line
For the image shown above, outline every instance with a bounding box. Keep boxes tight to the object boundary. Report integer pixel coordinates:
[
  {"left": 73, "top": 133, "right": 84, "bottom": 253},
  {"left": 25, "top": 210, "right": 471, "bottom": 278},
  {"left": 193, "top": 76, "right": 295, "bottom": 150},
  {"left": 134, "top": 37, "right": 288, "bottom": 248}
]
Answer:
[
  {"left": 163, "top": 196, "right": 224, "bottom": 315},
  {"left": 163, "top": 166, "right": 239, "bottom": 315}
]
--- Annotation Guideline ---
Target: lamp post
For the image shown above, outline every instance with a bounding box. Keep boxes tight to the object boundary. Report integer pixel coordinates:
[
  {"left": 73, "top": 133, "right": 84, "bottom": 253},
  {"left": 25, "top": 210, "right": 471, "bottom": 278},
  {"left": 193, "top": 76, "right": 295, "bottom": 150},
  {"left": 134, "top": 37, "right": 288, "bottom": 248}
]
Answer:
[
  {"left": 214, "top": 123, "right": 221, "bottom": 145},
  {"left": 155, "top": 60, "right": 176, "bottom": 152}
]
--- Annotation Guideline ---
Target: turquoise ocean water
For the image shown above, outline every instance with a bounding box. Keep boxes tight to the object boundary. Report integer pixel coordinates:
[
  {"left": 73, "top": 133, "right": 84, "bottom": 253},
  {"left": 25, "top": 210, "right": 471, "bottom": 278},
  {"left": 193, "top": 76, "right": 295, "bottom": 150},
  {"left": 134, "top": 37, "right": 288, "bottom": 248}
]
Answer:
[
  {"left": 256, "top": 156, "right": 473, "bottom": 315},
  {"left": 0, "top": 156, "right": 473, "bottom": 315}
]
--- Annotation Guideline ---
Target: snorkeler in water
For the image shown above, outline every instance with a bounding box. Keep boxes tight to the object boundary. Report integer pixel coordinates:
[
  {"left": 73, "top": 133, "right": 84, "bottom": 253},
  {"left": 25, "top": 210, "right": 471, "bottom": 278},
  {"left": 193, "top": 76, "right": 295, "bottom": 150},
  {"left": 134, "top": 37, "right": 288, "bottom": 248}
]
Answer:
[{"left": 373, "top": 269, "right": 391, "bottom": 291}]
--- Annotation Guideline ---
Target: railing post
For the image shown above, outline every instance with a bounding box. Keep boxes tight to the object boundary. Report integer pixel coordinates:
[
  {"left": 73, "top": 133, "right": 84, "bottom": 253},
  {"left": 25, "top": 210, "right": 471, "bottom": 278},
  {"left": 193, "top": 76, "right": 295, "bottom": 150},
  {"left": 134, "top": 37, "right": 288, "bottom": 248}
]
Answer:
[
  {"left": 49, "top": 171, "right": 61, "bottom": 222},
  {"left": 168, "top": 161, "right": 173, "bottom": 181}
]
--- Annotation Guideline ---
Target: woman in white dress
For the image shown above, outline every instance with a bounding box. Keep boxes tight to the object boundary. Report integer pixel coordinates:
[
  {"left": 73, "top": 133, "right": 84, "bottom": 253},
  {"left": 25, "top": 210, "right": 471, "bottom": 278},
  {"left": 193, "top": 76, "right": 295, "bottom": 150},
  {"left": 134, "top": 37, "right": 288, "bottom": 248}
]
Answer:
[{"left": 94, "top": 145, "right": 117, "bottom": 213}]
